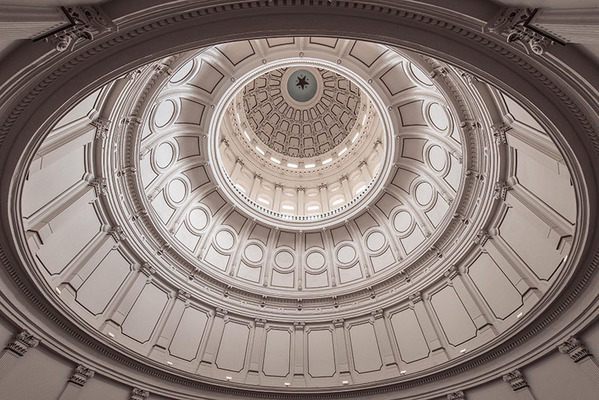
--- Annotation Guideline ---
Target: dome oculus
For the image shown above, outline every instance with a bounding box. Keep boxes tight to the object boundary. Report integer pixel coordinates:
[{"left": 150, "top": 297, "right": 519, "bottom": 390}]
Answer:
[{"left": 287, "top": 69, "right": 318, "bottom": 102}]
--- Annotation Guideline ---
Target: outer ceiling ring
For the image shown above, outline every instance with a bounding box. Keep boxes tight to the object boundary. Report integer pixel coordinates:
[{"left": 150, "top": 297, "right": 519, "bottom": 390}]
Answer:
[
  {"left": 207, "top": 57, "right": 395, "bottom": 231},
  {"left": 0, "top": 2, "right": 597, "bottom": 399}
]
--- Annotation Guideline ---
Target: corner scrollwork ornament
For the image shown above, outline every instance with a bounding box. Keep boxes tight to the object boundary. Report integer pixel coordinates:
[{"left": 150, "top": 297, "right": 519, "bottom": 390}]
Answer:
[
  {"left": 41, "top": 6, "right": 117, "bottom": 52},
  {"left": 485, "top": 8, "right": 559, "bottom": 55},
  {"left": 5, "top": 330, "right": 40, "bottom": 357}
]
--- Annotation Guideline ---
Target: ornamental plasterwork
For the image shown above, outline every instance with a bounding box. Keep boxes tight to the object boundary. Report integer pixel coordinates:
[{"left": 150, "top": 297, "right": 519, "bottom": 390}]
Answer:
[
  {"left": 502, "top": 369, "right": 528, "bottom": 391},
  {"left": 2, "top": 0, "right": 592, "bottom": 396},
  {"left": 243, "top": 67, "right": 361, "bottom": 158},
  {"left": 558, "top": 336, "right": 592, "bottom": 363},
  {"left": 484, "top": 8, "right": 558, "bottom": 55},
  {"left": 68, "top": 364, "right": 95, "bottom": 386},
  {"left": 5, "top": 330, "right": 39, "bottom": 357},
  {"left": 40, "top": 6, "right": 116, "bottom": 52},
  {"left": 130, "top": 387, "right": 150, "bottom": 400}
]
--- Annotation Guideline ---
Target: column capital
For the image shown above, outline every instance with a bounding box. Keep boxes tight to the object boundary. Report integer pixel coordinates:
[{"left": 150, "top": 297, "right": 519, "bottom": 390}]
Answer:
[
  {"left": 503, "top": 369, "right": 528, "bottom": 391},
  {"left": 447, "top": 391, "right": 465, "bottom": 400},
  {"left": 444, "top": 265, "right": 460, "bottom": 280},
  {"left": 409, "top": 291, "right": 422, "bottom": 304},
  {"left": 91, "top": 117, "right": 111, "bottom": 140},
  {"left": 294, "top": 321, "right": 305, "bottom": 330},
  {"left": 255, "top": 318, "right": 267, "bottom": 328},
  {"left": 558, "top": 336, "right": 592, "bottom": 362},
  {"left": 215, "top": 307, "right": 228, "bottom": 318},
  {"left": 332, "top": 318, "right": 344, "bottom": 328},
  {"left": 296, "top": 186, "right": 306, "bottom": 192},
  {"left": 492, "top": 122, "right": 511, "bottom": 145},
  {"left": 69, "top": 364, "right": 95, "bottom": 386},
  {"left": 474, "top": 229, "right": 490, "bottom": 246},
  {"left": 131, "top": 387, "right": 150, "bottom": 400},
  {"left": 371, "top": 308, "right": 384, "bottom": 320},
  {"left": 275, "top": 182, "right": 284, "bottom": 189},
  {"left": 318, "top": 183, "right": 328, "bottom": 190},
  {"left": 494, "top": 181, "right": 512, "bottom": 201},
  {"left": 339, "top": 175, "right": 349, "bottom": 182},
  {"left": 5, "top": 330, "right": 40, "bottom": 357}
]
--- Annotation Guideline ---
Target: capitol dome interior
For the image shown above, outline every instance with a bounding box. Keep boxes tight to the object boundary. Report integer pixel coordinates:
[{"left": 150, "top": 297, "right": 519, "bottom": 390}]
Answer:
[{"left": 0, "top": 1, "right": 598, "bottom": 400}]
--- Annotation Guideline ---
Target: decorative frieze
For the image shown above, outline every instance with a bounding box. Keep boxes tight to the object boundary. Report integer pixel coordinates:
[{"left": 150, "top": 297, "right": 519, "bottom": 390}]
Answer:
[
  {"left": 5, "top": 331, "right": 39, "bottom": 357},
  {"left": 68, "top": 364, "right": 95, "bottom": 386},
  {"left": 503, "top": 369, "right": 528, "bottom": 391},
  {"left": 558, "top": 336, "right": 592, "bottom": 363}
]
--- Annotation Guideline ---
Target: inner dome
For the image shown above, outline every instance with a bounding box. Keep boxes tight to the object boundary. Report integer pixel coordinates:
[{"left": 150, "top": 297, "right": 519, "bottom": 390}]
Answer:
[
  {"left": 215, "top": 61, "right": 387, "bottom": 223},
  {"left": 243, "top": 66, "right": 360, "bottom": 158}
]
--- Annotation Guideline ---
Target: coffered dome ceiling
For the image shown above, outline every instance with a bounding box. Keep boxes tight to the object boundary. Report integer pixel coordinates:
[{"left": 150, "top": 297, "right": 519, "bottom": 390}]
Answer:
[{"left": 8, "top": 25, "right": 589, "bottom": 399}]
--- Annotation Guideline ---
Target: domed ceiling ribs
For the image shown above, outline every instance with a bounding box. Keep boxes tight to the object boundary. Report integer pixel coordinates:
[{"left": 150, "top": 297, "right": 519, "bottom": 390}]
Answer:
[
  {"left": 243, "top": 67, "right": 361, "bottom": 158},
  {"left": 14, "top": 35, "right": 580, "bottom": 395}
]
